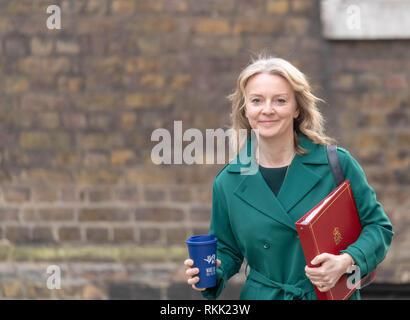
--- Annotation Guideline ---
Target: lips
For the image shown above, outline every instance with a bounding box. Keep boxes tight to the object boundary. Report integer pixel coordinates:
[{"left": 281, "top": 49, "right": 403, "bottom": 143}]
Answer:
[{"left": 259, "top": 120, "right": 279, "bottom": 124}]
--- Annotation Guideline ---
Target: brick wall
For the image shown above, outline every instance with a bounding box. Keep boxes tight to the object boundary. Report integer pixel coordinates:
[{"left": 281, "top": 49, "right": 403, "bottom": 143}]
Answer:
[{"left": 0, "top": 0, "right": 408, "bottom": 299}]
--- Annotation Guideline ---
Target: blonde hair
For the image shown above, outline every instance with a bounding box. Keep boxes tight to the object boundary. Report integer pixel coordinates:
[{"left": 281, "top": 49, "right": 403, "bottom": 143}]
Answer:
[{"left": 227, "top": 54, "right": 336, "bottom": 157}]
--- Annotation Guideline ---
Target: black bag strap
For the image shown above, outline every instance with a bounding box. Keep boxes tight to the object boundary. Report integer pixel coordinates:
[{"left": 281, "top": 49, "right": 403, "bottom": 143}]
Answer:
[{"left": 326, "top": 145, "right": 345, "bottom": 186}]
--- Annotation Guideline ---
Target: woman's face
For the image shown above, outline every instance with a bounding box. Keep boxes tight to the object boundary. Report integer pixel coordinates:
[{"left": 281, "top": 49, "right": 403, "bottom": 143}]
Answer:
[{"left": 244, "top": 73, "right": 299, "bottom": 140}]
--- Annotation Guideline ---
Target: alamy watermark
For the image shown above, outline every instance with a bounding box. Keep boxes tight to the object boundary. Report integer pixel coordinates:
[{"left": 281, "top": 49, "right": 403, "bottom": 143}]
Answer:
[
  {"left": 346, "top": 4, "right": 361, "bottom": 31},
  {"left": 151, "top": 121, "right": 259, "bottom": 175},
  {"left": 46, "top": 265, "right": 61, "bottom": 290},
  {"left": 346, "top": 265, "right": 367, "bottom": 290},
  {"left": 47, "top": 5, "right": 61, "bottom": 30}
]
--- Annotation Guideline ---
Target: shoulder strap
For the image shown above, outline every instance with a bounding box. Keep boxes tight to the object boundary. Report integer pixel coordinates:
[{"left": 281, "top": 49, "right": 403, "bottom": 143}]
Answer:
[{"left": 326, "top": 145, "right": 345, "bottom": 186}]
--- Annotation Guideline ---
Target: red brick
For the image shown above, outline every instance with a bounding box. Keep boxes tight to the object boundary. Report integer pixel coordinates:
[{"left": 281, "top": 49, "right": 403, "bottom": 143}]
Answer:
[
  {"left": 62, "top": 113, "right": 87, "bottom": 129},
  {"left": 113, "top": 228, "right": 135, "bottom": 243},
  {"left": 139, "top": 228, "right": 162, "bottom": 245},
  {"left": 60, "top": 187, "right": 78, "bottom": 202},
  {"left": 114, "top": 186, "right": 139, "bottom": 202},
  {"left": 166, "top": 228, "right": 188, "bottom": 245},
  {"left": 31, "top": 187, "right": 58, "bottom": 202},
  {"left": 169, "top": 186, "right": 192, "bottom": 202},
  {"left": 3, "top": 187, "right": 30, "bottom": 203},
  {"left": 32, "top": 227, "right": 55, "bottom": 243},
  {"left": 135, "top": 207, "right": 184, "bottom": 222},
  {"left": 86, "top": 228, "right": 110, "bottom": 242},
  {"left": 0, "top": 208, "right": 19, "bottom": 221},
  {"left": 5, "top": 226, "right": 30, "bottom": 243},
  {"left": 143, "top": 187, "right": 167, "bottom": 202},
  {"left": 58, "top": 227, "right": 81, "bottom": 242},
  {"left": 386, "top": 74, "right": 408, "bottom": 89},
  {"left": 190, "top": 206, "right": 211, "bottom": 222},
  {"left": 89, "top": 188, "right": 113, "bottom": 202},
  {"left": 192, "top": 18, "right": 230, "bottom": 35},
  {"left": 22, "top": 208, "right": 74, "bottom": 221},
  {"left": 20, "top": 132, "right": 71, "bottom": 149},
  {"left": 79, "top": 208, "right": 130, "bottom": 222}
]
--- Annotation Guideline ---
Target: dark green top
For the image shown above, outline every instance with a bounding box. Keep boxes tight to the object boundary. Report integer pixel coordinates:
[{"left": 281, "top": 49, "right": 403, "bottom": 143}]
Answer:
[{"left": 259, "top": 165, "right": 288, "bottom": 196}]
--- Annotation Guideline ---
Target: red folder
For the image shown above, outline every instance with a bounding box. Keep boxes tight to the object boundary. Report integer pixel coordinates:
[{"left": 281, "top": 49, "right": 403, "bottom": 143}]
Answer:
[{"left": 295, "top": 180, "right": 376, "bottom": 300}]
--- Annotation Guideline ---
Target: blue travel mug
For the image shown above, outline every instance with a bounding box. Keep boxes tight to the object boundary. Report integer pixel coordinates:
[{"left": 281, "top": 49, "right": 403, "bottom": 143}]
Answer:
[{"left": 186, "top": 235, "right": 218, "bottom": 288}]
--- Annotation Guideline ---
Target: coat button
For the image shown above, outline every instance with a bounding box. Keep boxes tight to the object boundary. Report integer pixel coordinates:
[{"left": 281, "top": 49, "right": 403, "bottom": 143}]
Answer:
[{"left": 263, "top": 242, "right": 270, "bottom": 249}]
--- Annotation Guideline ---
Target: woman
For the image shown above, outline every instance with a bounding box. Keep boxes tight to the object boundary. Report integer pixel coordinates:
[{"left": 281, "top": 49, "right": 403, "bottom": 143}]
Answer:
[{"left": 184, "top": 56, "right": 394, "bottom": 300}]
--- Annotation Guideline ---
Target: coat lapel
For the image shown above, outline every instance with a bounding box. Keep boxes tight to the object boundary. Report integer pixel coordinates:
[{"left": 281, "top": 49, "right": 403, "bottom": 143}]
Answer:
[
  {"left": 228, "top": 132, "right": 329, "bottom": 231},
  {"left": 233, "top": 168, "right": 296, "bottom": 231},
  {"left": 277, "top": 154, "right": 322, "bottom": 213}
]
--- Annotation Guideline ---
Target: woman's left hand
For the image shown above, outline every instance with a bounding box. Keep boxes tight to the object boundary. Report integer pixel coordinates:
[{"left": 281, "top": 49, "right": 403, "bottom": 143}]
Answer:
[{"left": 305, "top": 253, "right": 354, "bottom": 292}]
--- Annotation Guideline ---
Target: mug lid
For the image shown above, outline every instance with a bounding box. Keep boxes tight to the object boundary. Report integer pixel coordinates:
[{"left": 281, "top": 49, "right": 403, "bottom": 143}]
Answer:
[{"left": 186, "top": 234, "right": 217, "bottom": 245}]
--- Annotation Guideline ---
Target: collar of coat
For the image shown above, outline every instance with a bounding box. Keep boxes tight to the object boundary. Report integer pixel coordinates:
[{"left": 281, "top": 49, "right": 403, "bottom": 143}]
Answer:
[
  {"left": 226, "top": 131, "right": 328, "bottom": 173},
  {"left": 225, "top": 131, "right": 330, "bottom": 231}
]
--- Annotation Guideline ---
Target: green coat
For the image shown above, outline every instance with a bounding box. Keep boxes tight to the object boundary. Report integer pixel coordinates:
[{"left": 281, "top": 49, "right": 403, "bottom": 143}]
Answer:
[{"left": 202, "top": 132, "right": 394, "bottom": 300}]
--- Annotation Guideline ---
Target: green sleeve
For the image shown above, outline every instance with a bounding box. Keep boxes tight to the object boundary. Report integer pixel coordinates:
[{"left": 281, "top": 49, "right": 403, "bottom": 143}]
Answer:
[
  {"left": 338, "top": 149, "right": 394, "bottom": 278},
  {"left": 201, "top": 177, "right": 244, "bottom": 300}
]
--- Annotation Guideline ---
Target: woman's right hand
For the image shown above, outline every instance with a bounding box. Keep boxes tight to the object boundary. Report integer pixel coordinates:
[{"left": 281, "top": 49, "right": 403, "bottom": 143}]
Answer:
[{"left": 184, "top": 258, "right": 221, "bottom": 291}]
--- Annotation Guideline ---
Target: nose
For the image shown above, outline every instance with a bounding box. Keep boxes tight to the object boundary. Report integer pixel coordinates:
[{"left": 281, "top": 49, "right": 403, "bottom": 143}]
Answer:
[{"left": 261, "top": 100, "right": 274, "bottom": 114}]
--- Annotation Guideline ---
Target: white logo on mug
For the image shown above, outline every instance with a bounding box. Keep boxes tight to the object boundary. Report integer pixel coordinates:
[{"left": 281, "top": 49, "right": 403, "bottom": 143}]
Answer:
[{"left": 204, "top": 254, "right": 216, "bottom": 264}]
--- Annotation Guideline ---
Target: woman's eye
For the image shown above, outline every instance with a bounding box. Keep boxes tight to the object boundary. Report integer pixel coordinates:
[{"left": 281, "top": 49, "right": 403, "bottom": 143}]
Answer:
[
  {"left": 251, "top": 98, "right": 261, "bottom": 104},
  {"left": 277, "top": 98, "right": 286, "bottom": 104}
]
